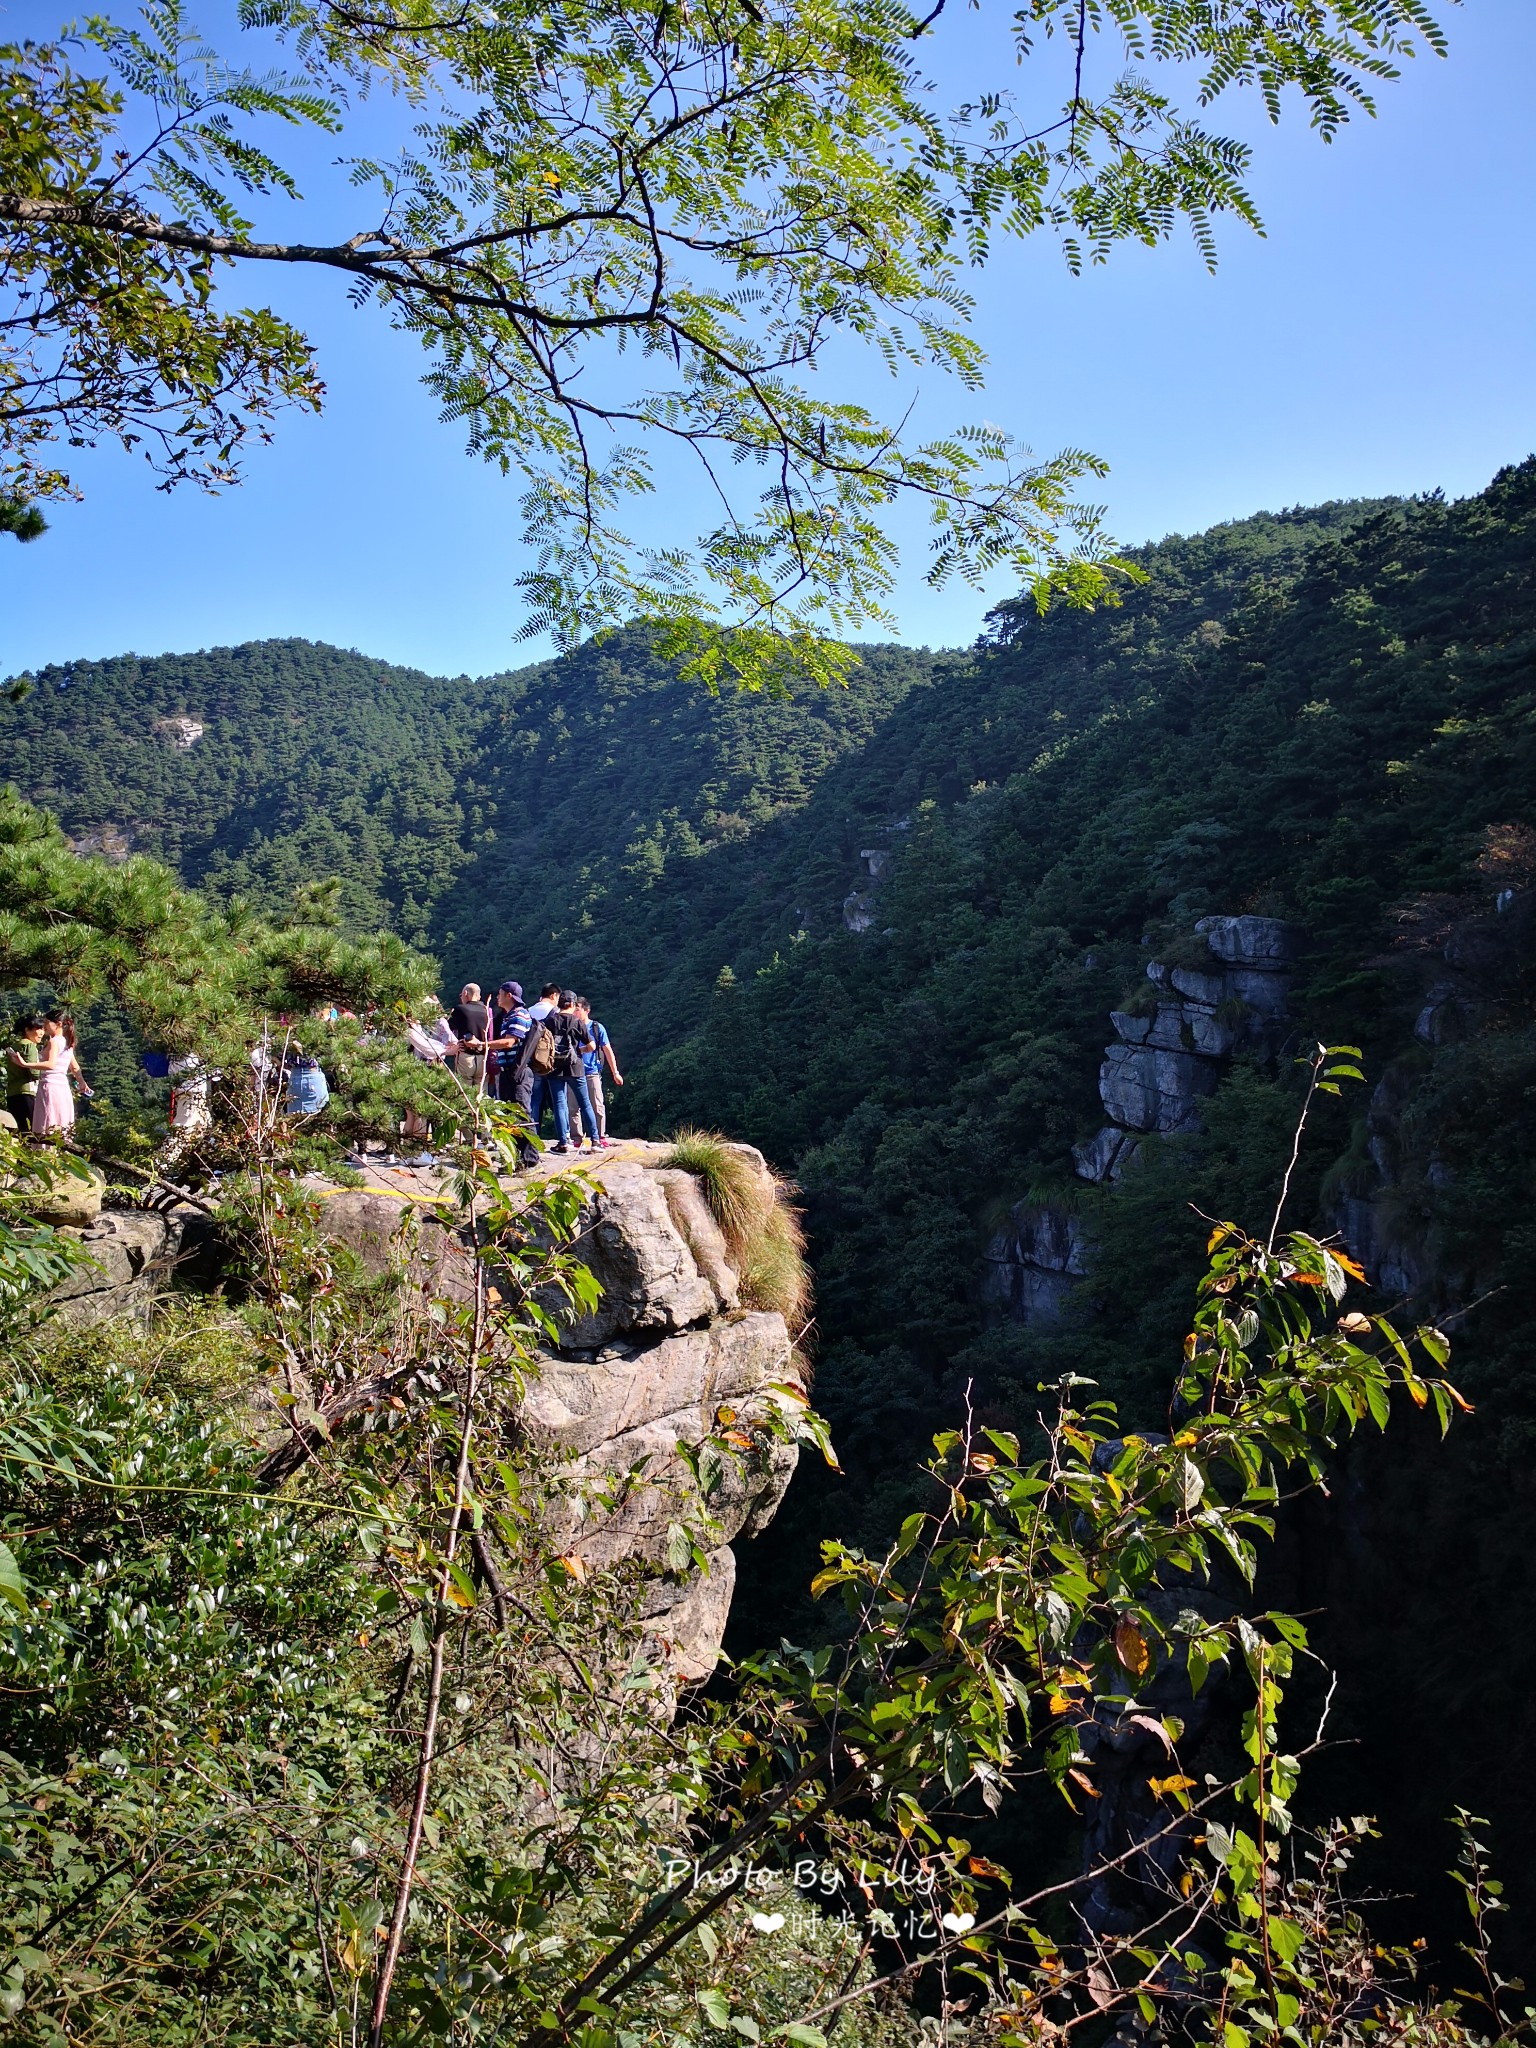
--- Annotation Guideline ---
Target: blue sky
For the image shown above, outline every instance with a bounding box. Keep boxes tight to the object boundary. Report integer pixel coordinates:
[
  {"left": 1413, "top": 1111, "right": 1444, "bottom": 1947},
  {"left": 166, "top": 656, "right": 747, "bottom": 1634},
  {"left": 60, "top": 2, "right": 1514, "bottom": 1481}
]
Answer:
[{"left": 3, "top": 0, "right": 1534, "bottom": 681}]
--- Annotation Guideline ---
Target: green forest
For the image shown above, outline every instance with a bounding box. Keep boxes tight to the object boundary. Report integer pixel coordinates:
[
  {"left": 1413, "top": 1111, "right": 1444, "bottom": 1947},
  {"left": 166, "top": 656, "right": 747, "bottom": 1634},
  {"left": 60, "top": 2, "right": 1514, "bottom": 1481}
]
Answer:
[{"left": 6, "top": 457, "right": 1536, "bottom": 2013}]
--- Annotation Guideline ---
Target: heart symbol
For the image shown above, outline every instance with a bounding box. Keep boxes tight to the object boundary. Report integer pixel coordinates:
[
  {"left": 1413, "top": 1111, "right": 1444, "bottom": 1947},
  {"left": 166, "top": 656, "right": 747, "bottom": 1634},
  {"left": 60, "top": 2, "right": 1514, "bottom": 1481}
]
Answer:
[
  {"left": 941, "top": 1912, "right": 976, "bottom": 1935},
  {"left": 751, "top": 1912, "right": 786, "bottom": 1933}
]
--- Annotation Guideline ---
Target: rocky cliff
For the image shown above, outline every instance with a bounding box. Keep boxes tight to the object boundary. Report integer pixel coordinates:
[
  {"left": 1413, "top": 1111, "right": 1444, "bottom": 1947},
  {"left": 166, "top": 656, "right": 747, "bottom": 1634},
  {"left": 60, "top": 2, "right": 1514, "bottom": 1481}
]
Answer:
[
  {"left": 312, "top": 1139, "right": 805, "bottom": 1682},
  {"left": 982, "top": 915, "right": 1295, "bottom": 1324}
]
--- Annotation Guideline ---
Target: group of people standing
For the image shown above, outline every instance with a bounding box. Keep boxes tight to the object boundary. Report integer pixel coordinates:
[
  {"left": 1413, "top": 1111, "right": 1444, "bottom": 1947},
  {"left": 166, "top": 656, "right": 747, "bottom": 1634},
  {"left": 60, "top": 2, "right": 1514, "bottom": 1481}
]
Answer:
[
  {"left": 415, "top": 981, "right": 624, "bottom": 1168},
  {"left": 4, "top": 1013, "right": 91, "bottom": 1138}
]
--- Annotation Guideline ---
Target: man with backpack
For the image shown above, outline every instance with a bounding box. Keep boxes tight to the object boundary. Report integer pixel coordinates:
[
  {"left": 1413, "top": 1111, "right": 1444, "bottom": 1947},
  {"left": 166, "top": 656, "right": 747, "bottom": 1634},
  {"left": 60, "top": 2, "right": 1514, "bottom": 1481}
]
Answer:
[
  {"left": 555, "top": 990, "right": 603, "bottom": 1152},
  {"left": 512, "top": 985, "right": 571, "bottom": 1153}
]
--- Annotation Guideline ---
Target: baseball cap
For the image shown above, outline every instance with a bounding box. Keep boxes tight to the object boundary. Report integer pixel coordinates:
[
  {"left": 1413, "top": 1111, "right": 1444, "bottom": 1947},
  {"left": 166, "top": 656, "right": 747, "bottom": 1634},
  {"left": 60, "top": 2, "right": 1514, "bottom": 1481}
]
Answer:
[{"left": 498, "top": 980, "right": 524, "bottom": 999}]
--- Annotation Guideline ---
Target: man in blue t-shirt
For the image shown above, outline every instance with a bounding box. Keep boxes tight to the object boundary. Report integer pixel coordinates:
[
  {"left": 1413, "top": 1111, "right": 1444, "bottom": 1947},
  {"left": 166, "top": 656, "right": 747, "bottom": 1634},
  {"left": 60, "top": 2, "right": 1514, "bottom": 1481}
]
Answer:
[{"left": 575, "top": 996, "right": 623, "bottom": 1144}]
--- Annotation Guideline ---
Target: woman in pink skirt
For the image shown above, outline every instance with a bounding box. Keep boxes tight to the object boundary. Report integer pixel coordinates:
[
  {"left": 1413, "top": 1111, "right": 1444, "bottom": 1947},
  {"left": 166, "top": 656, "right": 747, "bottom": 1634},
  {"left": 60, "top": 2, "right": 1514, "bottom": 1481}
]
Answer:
[{"left": 32, "top": 1015, "right": 83, "bottom": 1137}]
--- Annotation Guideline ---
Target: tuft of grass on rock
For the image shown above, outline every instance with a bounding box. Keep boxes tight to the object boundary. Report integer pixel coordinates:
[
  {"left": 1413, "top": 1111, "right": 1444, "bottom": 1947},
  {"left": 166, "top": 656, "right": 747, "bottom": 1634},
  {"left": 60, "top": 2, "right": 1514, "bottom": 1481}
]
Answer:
[
  {"left": 663, "top": 1127, "right": 774, "bottom": 1261},
  {"left": 664, "top": 1127, "right": 810, "bottom": 1330},
  {"left": 740, "top": 1195, "right": 811, "bottom": 1331}
]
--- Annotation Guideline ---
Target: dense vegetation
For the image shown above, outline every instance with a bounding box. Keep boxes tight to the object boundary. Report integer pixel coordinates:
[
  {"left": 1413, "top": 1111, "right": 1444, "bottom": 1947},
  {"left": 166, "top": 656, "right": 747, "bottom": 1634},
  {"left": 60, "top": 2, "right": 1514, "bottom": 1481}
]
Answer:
[
  {"left": 6, "top": 456, "right": 1536, "bottom": 1961},
  {"left": 0, "top": 1034, "right": 1510, "bottom": 2042}
]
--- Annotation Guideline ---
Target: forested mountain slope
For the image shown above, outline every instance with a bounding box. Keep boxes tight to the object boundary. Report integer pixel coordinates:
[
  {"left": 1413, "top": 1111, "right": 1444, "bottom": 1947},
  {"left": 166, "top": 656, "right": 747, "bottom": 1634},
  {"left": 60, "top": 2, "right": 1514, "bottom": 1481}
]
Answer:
[
  {"left": 633, "top": 460, "right": 1536, "bottom": 1959},
  {"left": 6, "top": 459, "right": 1536, "bottom": 1954},
  {"left": 4, "top": 631, "right": 936, "bottom": 986}
]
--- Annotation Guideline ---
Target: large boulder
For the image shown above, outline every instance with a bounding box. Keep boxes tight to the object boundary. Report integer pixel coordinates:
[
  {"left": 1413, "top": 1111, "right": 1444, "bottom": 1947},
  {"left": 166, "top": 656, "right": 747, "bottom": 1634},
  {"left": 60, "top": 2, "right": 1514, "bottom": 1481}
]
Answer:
[
  {"left": 561, "top": 1162, "right": 731, "bottom": 1346},
  {"left": 27, "top": 1164, "right": 106, "bottom": 1226},
  {"left": 311, "top": 1142, "right": 803, "bottom": 1683}
]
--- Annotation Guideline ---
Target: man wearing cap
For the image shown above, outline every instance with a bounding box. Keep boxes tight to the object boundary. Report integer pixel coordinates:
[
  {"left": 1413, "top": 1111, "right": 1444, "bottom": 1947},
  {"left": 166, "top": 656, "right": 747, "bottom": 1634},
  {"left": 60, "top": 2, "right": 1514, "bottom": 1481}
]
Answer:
[{"left": 487, "top": 981, "right": 537, "bottom": 1165}]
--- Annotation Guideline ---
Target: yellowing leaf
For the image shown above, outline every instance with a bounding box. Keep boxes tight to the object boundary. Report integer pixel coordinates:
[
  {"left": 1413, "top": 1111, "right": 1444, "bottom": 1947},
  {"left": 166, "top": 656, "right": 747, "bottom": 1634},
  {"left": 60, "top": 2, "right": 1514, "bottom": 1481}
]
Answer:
[
  {"left": 1335, "top": 1253, "right": 1368, "bottom": 1282},
  {"left": 1113, "top": 1615, "right": 1151, "bottom": 1680},
  {"left": 557, "top": 1552, "right": 589, "bottom": 1583},
  {"left": 1149, "top": 1773, "right": 1197, "bottom": 1797},
  {"left": 1067, "top": 1767, "right": 1100, "bottom": 1799}
]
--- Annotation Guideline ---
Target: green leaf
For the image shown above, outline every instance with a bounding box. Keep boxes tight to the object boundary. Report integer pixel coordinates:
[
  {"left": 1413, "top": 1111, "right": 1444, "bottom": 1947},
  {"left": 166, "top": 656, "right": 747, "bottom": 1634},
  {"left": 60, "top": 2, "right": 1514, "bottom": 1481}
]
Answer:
[
  {"left": 0, "top": 1538, "right": 26, "bottom": 1613},
  {"left": 1363, "top": 1375, "right": 1391, "bottom": 1431},
  {"left": 1418, "top": 1325, "right": 1451, "bottom": 1368},
  {"left": 1266, "top": 1916, "right": 1307, "bottom": 1965},
  {"left": 697, "top": 1989, "right": 731, "bottom": 2028}
]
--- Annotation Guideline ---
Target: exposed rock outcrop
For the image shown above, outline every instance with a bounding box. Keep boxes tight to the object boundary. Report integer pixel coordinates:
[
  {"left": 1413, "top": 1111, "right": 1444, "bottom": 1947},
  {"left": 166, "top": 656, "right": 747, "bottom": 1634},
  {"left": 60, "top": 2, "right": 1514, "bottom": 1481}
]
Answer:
[
  {"left": 986, "top": 915, "right": 1296, "bottom": 1326},
  {"left": 980, "top": 1201, "right": 1087, "bottom": 1325},
  {"left": 47, "top": 1207, "right": 211, "bottom": 1325},
  {"left": 38, "top": 1140, "right": 802, "bottom": 1682},
  {"left": 841, "top": 822, "right": 908, "bottom": 934},
  {"left": 313, "top": 1140, "right": 803, "bottom": 1681},
  {"left": 154, "top": 715, "right": 205, "bottom": 749},
  {"left": 1084, "top": 915, "right": 1295, "bottom": 1169}
]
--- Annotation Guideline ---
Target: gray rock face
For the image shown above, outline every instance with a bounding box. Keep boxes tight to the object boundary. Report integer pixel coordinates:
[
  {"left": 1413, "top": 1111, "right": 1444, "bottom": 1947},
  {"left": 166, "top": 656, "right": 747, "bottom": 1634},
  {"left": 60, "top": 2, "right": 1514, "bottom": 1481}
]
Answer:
[
  {"left": 1194, "top": 914, "right": 1294, "bottom": 967},
  {"left": 563, "top": 1163, "right": 731, "bottom": 1346},
  {"left": 1099, "top": 1044, "right": 1220, "bottom": 1135},
  {"left": 1073, "top": 1126, "right": 1132, "bottom": 1183},
  {"left": 50, "top": 1208, "right": 207, "bottom": 1325},
  {"left": 1225, "top": 965, "right": 1290, "bottom": 1018},
  {"left": 991, "top": 914, "right": 1297, "bottom": 1323},
  {"left": 528, "top": 1312, "right": 797, "bottom": 1602},
  {"left": 1414, "top": 979, "right": 1470, "bottom": 1046},
  {"left": 1103, "top": 918, "right": 1294, "bottom": 1141},
  {"left": 981, "top": 1201, "right": 1088, "bottom": 1325},
  {"left": 1162, "top": 963, "right": 1227, "bottom": 1007},
  {"left": 317, "top": 1143, "right": 801, "bottom": 1684},
  {"left": 1110, "top": 1003, "right": 1234, "bottom": 1059}
]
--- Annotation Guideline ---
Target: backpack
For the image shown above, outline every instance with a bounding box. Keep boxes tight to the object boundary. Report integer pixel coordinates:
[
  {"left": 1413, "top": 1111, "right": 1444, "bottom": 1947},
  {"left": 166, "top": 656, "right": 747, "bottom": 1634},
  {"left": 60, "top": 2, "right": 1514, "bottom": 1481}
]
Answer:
[
  {"left": 527, "top": 1022, "right": 557, "bottom": 1076},
  {"left": 551, "top": 1014, "right": 588, "bottom": 1078},
  {"left": 491, "top": 1005, "right": 531, "bottom": 1067}
]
